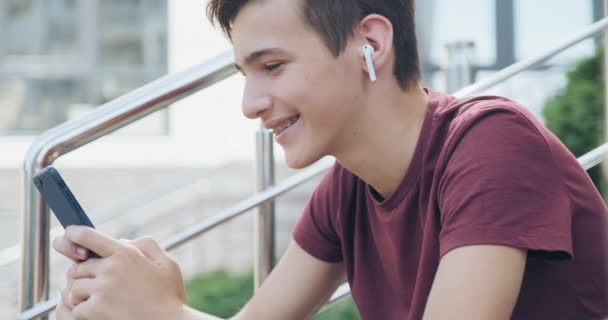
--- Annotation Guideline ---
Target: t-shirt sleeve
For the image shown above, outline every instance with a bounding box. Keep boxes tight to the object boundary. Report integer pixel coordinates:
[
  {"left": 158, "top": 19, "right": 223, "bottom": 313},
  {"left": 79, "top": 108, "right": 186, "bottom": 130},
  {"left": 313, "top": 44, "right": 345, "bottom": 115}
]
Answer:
[
  {"left": 438, "top": 108, "right": 573, "bottom": 260},
  {"left": 292, "top": 163, "right": 343, "bottom": 263}
]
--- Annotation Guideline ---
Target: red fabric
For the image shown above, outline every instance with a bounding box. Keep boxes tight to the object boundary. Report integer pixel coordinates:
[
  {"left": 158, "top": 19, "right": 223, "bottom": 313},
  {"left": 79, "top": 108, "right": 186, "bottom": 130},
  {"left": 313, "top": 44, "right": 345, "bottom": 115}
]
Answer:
[{"left": 293, "top": 89, "right": 608, "bottom": 319}]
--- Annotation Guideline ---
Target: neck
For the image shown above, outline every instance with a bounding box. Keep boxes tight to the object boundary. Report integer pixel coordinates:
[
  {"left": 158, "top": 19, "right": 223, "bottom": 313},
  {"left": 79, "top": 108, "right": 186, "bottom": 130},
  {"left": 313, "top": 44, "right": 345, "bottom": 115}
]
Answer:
[{"left": 332, "top": 84, "right": 429, "bottom": 199}]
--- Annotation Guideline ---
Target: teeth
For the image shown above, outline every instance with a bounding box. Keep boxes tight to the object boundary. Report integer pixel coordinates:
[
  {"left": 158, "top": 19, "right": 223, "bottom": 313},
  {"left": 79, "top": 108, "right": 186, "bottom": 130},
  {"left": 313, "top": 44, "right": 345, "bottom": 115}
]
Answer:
[{"left": 273, "top": 116, "right": 299, "bottom": 135}]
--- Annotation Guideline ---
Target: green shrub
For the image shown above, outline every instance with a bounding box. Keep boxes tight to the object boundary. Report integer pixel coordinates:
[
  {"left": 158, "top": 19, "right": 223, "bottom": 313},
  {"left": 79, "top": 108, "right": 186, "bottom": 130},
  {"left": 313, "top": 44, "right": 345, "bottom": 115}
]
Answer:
[
  {"left": 185, "top": 269, "right": 360, "bottom": 319},
  {"left": 185, "top": 270, "right": 253, "bottom": 318},
  {"left": 543, "top": 47, "right": 606, "bottom": 195}
]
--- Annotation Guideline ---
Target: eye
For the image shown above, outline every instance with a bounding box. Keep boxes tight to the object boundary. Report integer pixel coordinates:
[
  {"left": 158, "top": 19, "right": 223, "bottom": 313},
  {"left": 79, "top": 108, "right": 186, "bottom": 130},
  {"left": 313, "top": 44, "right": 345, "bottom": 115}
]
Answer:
[{"left": 263, "top": 62, "right": 283, "bottom": 73}]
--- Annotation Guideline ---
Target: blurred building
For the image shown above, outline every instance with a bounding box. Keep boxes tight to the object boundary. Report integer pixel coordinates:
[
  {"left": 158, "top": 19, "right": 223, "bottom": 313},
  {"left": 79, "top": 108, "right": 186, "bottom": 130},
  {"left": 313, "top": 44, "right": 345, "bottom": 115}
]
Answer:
[
  {"left": 0, "top": 0, "right": 168, "bottom": 135},
  {"left": 0, "top": 0, "right": 603, "bottom": 139},
  {"left": 423, "top": 0, "right": 602, "bottom": 121}
]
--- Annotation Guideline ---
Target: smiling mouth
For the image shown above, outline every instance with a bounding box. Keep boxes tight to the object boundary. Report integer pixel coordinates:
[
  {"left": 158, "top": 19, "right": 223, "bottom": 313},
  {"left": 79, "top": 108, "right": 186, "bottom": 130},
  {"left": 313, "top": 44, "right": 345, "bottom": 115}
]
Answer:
[{"left": 272, "top": 115, "right": 300, "bottom": 136}]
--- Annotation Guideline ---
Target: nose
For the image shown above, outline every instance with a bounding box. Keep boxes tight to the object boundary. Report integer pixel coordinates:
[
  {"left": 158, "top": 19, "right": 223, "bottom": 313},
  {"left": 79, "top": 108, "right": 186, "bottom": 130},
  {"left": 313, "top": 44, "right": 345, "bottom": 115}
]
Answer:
[{"left": 242, "top": 79, "right": 272, "bottom": 119}]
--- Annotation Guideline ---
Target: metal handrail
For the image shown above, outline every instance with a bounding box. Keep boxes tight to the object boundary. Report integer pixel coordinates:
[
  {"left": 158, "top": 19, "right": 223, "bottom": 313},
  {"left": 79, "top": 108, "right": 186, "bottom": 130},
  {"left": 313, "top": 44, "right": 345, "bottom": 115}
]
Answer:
[
  {"left": 454, "top": 17, "right": 608, "bottom": 98},
  {"left": 254, "top": 129, "right": 277, "bottom": 288},
  {"left": 161, "top": 157, "right": 333, "bottom": 251},
  {"left": 19, "top": 50, "right": 237, "bottom": 316},
  {"left": 580, "top": 144, "right": 608, "bottom": 170},
  {"left": 18, "top": 15, "right": 608, "bottom": 320}
]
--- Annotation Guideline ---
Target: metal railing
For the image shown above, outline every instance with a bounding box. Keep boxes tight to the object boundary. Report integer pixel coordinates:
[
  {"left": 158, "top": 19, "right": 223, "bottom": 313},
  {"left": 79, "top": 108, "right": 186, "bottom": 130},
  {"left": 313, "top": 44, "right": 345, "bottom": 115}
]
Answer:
[
  {"left": 454, "top": 16, "right": 608, "bottom": 97},
  {"left": 18, "top": 16, "right": 608, "bottom": 320},
  {"left": 254, "top": 129, "right": 277, "bottom": 289},
  {"left": 19, "top": 51, "right": 237, "bottom": 319}
]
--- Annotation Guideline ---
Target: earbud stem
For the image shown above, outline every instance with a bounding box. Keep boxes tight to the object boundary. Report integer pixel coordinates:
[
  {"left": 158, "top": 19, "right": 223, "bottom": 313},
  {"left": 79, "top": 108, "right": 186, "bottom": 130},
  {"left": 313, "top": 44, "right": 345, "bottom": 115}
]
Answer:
[
  {"left": 365, "top": 56, "right": 377, "bottom": 82},
  {"left": 363, "top": 45, "right": 377, "bottom": 82}
]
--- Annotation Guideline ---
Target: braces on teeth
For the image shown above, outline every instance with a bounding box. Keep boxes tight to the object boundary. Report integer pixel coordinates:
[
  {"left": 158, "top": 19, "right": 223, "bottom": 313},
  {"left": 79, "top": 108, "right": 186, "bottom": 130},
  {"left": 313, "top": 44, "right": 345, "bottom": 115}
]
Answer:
[{"left": 273, "top": 117, "right": 299, "bottom": 135}]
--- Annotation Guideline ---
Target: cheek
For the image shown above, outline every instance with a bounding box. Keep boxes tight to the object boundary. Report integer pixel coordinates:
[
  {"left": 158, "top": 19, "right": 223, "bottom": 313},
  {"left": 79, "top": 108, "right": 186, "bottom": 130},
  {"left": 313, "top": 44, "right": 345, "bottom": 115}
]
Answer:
[
  {"left": 270, "top": 69, "right": 315, "bottom": 105},
  {"left": 270, "top": 63, "right": 359, "bottom": 122}
]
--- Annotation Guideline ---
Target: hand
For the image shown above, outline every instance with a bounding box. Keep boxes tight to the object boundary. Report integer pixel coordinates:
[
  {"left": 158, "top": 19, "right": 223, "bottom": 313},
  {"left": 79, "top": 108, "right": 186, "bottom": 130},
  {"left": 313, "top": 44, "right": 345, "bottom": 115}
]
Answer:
[{"left": 53, "top": 226, "right": 187, "bottom": 320}]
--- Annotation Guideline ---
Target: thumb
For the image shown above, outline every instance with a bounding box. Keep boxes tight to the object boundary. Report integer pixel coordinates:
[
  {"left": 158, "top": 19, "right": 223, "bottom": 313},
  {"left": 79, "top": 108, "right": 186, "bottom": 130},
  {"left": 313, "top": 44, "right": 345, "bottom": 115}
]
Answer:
[{"left": 129, "top": 237, "right": 166, "bottom": 262}]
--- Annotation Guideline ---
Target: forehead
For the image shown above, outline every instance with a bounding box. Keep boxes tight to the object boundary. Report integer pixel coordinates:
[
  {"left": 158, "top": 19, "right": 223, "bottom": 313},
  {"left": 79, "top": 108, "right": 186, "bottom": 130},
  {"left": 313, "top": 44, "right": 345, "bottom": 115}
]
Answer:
[{"left": 231, "top": 0, "right": 320, "bottom": 62}]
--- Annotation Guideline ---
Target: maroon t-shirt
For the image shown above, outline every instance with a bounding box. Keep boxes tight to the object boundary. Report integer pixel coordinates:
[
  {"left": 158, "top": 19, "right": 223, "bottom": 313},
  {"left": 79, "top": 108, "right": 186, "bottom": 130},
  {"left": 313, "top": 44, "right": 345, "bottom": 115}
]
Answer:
[{"left": 293, "top": 89, "right": 608, "bottom": 319}]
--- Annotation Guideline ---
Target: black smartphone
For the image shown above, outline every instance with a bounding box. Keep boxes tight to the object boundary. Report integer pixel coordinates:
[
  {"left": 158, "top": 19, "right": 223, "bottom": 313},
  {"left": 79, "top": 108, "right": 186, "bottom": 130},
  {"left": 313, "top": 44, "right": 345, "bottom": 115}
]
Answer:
[{"left": 33, "top": 166, "right": 101, "bottom": 259}]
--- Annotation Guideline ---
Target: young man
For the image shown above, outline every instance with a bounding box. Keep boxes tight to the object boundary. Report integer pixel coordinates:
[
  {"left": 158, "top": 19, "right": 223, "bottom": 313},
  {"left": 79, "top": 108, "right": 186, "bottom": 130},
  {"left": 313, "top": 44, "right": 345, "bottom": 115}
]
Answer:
[{"left": 53, "top": 0, "right": 608, "bottom": 319}]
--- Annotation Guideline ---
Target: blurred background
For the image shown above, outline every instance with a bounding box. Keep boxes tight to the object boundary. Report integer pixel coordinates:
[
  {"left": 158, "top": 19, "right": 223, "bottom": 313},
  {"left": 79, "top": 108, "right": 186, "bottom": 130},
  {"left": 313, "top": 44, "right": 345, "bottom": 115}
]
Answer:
[{"left": 0, "top": 0, "right": 606, "bottom": 319}]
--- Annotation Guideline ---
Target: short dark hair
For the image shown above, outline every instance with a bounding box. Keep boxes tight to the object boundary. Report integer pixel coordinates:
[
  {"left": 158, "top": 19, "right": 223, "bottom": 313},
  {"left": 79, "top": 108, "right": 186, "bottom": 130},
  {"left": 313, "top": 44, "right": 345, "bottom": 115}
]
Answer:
[{"left": 207, "top": 0, "right": 420, "bottom": 90}]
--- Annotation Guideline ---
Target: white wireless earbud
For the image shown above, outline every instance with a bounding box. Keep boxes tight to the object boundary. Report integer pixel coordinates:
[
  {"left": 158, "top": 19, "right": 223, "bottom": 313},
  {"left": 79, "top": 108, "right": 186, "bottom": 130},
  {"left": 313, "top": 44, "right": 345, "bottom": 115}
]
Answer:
[{"left": 362, "top": 44, "right": 377, "bottom": 82}]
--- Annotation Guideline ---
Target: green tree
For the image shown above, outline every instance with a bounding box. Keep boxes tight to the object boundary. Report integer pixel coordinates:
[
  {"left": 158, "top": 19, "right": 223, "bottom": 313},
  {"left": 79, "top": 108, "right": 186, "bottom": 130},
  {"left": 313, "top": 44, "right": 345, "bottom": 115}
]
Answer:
[{"left": 543, "top": 47, "right": 606, "bottom": 195}]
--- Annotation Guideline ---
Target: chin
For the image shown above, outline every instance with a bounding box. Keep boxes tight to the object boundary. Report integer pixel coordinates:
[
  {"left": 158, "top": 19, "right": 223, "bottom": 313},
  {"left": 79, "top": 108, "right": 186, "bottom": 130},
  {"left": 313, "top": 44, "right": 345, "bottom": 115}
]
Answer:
[{"left": 284, "top": 151, "right": 321, "bottom": 169}]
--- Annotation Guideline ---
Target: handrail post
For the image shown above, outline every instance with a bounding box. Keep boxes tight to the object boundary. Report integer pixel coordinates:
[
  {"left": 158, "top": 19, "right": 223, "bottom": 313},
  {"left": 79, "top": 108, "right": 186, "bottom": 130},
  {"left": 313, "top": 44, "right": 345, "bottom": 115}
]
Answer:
[
  {"left": 443, "top": 41, "right": 477, "bottom": 93},
  {"left": 254, "top": 126, "right": 276, "bottom": 290},
  {"left": 19, "top": 156, "right": 51, "bottom": 320}
]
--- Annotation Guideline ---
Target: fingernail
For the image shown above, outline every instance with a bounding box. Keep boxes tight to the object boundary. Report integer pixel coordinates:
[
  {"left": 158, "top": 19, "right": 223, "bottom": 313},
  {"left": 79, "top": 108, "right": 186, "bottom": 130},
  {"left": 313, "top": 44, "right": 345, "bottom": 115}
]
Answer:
[{"left": 76, "top": 247, "right": 87, "bottom": 258}]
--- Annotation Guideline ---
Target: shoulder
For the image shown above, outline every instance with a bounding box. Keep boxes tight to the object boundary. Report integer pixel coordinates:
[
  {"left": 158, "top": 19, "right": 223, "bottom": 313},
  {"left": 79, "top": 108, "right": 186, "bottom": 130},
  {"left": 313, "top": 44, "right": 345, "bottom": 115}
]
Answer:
[
  {"left": 425, "top": 90, "right": 548, "bottom": 153},
  {"left": 435, "top": 95, "right": 566, "bottom": 206},
  {"left": 447, "top": 95, "right": 540, "bottom": 134},
  {"left": 435, "top": 95, "right": 549, "bottom": 158},
  {"left": 434, "top": 97, "right": 575, "bottom": 259}
]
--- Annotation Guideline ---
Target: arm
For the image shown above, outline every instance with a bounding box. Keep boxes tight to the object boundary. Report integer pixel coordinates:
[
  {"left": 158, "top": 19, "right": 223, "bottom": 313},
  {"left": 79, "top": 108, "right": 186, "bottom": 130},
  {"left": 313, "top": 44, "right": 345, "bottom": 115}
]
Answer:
[
  {"left": 180, "top": 240, "right": 344, "bottom": 320},
  {"left": 231, "top": 240, "right": 346, "bottom": 320},
  {"left": 422, "top": 245, "right": 526, "bottom": 320},
  {"left": 181, "top": 240, "right": 344, "bottom": 320},
  {"left": 55, "top": 229, "right": 345, "bottom": 320}
]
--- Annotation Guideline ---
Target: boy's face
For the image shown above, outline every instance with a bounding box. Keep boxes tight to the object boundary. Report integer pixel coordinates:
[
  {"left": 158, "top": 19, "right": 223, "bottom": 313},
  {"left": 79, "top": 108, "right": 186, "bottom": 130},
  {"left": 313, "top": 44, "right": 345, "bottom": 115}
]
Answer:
[{"left": 232, "top": 0, "right": 366, "bottom": 169}]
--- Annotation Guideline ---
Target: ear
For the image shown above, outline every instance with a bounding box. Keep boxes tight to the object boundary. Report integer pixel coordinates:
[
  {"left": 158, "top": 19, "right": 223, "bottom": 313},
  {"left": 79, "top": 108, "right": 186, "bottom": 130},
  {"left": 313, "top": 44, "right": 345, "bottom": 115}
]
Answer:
[{"left": 356, "top": 14, "right": 394, "bottom": 79}]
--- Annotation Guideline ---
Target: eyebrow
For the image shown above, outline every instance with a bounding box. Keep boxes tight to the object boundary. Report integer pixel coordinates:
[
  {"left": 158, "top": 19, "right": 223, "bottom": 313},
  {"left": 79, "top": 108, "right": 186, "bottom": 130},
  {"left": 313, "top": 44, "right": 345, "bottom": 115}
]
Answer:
[{"left": 234, "top": 48, "right": 287, "bottom": 73}]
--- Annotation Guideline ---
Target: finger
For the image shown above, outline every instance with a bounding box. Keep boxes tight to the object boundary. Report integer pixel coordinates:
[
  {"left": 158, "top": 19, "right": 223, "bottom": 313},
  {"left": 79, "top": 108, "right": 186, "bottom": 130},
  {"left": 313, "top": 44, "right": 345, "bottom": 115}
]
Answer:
[
  {"left": 65, "top": 264, "right": 75, "bottom": 288},
  {"left": 61, "top": 287, "right": 74, "bottom": 310},
  {"left": 69, "top": 258, "right": 99, "bottom": 279},
  {"left": 65, "top": 226, "right": 122, "bottom": 258},
  {"left": 71, "top": 296, "right": 99, "bottom": 320},
  {"left": 53, "top": 236, "right": 89, "bottom": 262},
  {"left": 129, "top": 237, "right": 166, "bottom": 261},
  {"left": 55, "top": 302, "right": 75, "bottom": 320},
  {"left": 69, "top": 278, "right": 95, "bottom": 308}
]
